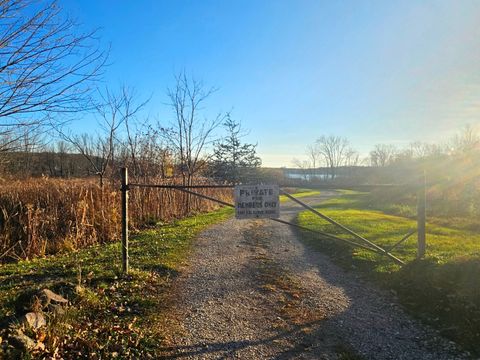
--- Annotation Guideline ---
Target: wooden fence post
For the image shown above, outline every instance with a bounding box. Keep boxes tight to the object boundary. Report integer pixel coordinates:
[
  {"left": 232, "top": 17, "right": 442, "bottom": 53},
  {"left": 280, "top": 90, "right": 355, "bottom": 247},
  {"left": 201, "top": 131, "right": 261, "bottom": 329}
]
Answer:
[
  {"left": 121, "top": 167, "right": 129, "bottom": 273},
  {"left": 417, "top": 171, "right": 426, "bottom": 259}
]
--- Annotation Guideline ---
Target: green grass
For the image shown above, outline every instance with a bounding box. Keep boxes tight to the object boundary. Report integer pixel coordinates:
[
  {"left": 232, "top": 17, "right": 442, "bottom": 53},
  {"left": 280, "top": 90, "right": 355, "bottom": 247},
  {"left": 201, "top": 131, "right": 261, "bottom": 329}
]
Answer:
[
  {"left": 0, "top": 207, "right": 233, "bottom": 358},
  {"left": 297, "top": 191, "right": 480, "bottom": 355},
  {"left": 348, "top": 186, "right": 480, "bottom": 231},
  {"left": 280, "top": 188, "right": 321, "bottom": 203}
]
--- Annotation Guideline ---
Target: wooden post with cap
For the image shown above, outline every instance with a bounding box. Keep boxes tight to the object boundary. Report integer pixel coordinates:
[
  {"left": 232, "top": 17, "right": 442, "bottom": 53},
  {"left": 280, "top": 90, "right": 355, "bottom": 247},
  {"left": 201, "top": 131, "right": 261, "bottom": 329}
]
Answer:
[
  {"left": 121, "top": 167, "right": 129, "bottom": 273},
  {"left": 417, "top": 171, "right": 426, "bottom": 259}
]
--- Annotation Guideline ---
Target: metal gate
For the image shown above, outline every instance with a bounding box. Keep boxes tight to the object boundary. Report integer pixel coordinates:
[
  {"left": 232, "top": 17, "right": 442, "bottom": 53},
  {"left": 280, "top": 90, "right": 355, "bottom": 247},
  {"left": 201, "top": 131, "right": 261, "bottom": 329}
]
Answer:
[{"left": 120, "top": 168, "right": 426, "bottom": 273}]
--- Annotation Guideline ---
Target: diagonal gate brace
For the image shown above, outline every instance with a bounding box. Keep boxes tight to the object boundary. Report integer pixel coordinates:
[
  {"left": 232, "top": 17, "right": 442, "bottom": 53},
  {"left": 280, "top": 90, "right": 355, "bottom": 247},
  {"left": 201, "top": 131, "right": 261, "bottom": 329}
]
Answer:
[
  {"left": 279, "top": 190, "right": 405, "bottom": 266},
  {"left": 386, "top": 229, "right": 416, "bottom": 253}
]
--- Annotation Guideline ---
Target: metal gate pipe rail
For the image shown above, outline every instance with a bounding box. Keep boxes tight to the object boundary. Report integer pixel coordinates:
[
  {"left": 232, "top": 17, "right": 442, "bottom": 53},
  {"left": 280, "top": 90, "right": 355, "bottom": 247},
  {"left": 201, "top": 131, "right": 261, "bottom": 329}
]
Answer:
[
  {"left": 279, "top": 189, "right": 405, "bottom": 265},
  {"left": 173, "top": 187, "right": 381, "bottom": 254},
  {"left": 120, "top": 167, "right": 407, "bottom": 273},
  {"left": 129, "top": 183, "right": 235, "bottom": 189}
]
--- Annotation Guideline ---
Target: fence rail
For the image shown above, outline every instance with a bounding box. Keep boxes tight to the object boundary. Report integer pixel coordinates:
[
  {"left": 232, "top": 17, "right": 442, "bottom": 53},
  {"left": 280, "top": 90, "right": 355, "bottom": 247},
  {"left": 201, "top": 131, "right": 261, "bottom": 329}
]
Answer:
[{"left": 120, "top": 167, "right": 427, "bottom": 273}]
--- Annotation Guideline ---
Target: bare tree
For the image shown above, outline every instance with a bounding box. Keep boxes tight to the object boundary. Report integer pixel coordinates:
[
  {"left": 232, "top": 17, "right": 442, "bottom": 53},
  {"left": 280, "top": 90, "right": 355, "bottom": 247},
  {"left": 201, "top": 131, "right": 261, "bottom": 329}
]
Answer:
[
  {"left": 163, "top": 72, "right": 224, "bottom": 187},
  {"left": 345, "top": 148, "right": 360, "bottom": 166},
  {"left": 292, "top": 158, "right": 311, "bottom": 181},
  {"left": 369, "top": 144, "right": 397, "bottom": 166},
  {"left": 135, "top": 125, "right": 172, "bottom": 180},
  {"left": 59, "top": 133, "right": 108, "bottom": 185},
  {"left": 121, "top": 87, "right": 151, "bottom": 179},
  {"left": 407, "top": 141, "right": 443, "bottom": 159},
  {"left": 119, "top": 122, "right": 170, "bottom": 181},
  {"left": 18, "top": 126, "right": 45, "bottom": 175},
  {"left": 306, "top": 143, "right": 321, "bottom": 178},
  {"left": 44, "top": 139, "right": 70, "bottom": 176},
  {"left": 0, "top": 0, "right": 106, "bottom": 149},
  {"left": 55, "top": 140, "right": 71, "bottom": 177},
  {"left": 0, "top": 125, "right": 44, "bottom": 175},
  {"left": 59, "top": 87, "right": 147, "bottom": 186},
  {"left": 450, "top": 124, "right": 479, "bottom": 154},
  {"left": 96, "top": 87, "right": 147, "bottom": 181},
  {"left": 315, "top": 135, "right": 350, "bottom": 179}
]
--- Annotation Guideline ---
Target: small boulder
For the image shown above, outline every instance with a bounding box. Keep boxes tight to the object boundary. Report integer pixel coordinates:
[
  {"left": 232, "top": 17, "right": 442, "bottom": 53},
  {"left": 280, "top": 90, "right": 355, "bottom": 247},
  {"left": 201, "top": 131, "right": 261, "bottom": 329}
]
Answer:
[
  {"left": 10, "top": 332, "right": 36, "bottom": 351},
  {"left": 21, "top": 312, "right": 46, "bottom": 330},
  {"left": 39, "top": 289, "right": 68, "bottom": 308}
]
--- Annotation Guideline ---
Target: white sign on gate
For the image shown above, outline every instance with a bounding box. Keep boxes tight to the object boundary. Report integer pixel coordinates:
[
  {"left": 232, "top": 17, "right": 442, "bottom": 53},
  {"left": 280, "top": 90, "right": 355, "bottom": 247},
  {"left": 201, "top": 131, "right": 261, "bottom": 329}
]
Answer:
[{"left": 234, "top": 185, "right": 280, "bottom": 219}]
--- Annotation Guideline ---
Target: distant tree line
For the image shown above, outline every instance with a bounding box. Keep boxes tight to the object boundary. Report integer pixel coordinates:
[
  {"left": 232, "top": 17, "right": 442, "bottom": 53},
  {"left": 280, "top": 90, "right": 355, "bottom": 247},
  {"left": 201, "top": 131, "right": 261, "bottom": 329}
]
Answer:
[
  {"left": 292, "top": 127, "right": 480, "bottom": 219},
  {"left": 292, "top": 135, "right": 359, "bottom": 180},
  {"left": 294, "top": 125, "right": 479, "bottom": 185}
]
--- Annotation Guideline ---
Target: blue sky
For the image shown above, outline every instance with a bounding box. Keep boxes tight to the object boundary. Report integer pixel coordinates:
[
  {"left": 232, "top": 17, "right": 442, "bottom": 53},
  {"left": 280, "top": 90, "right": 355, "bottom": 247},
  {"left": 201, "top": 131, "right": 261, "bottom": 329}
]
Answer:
[{"left": 63, "top": 0, "right": 480, "bottom": 167}]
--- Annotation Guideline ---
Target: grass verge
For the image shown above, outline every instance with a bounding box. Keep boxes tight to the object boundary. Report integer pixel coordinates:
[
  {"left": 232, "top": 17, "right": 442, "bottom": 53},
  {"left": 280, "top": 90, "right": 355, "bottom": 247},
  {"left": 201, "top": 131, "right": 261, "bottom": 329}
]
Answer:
[
  {"left": 297, "top": 190, "right": 480, "bottom": 356},
  {"left": 0, "top": 207, "right": 233, "bottom": 359},
  {"left": 280, "top": 189, "right": 321, "bottom": 203}
]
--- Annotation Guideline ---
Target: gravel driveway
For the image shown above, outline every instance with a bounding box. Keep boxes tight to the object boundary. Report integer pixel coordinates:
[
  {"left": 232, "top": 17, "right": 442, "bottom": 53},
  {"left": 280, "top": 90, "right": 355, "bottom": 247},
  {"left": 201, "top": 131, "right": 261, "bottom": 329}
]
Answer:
[{"left": 160, "top": 191, "right": 468, "bottom": 359}]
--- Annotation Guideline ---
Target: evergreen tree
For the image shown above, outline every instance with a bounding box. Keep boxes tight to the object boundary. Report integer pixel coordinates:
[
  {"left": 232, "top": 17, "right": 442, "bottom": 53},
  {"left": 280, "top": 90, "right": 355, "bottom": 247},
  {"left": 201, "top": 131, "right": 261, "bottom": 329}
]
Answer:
[{"left": 211, "top": 116, "right": 261, "bottom": 184}]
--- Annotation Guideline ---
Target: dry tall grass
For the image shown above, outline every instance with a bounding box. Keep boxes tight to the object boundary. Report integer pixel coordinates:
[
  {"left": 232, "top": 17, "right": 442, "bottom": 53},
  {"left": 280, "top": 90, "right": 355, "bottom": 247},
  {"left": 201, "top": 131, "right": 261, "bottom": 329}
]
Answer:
[{"left": 0, "top": 177, "right": 232, "bottom": 262}]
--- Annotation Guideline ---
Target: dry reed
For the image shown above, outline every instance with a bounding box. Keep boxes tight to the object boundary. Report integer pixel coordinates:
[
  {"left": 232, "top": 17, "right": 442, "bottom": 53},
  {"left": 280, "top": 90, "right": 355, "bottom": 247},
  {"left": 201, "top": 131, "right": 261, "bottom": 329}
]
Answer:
[{"left": 0, "top": 177, "right": 232, "bottom": 262}]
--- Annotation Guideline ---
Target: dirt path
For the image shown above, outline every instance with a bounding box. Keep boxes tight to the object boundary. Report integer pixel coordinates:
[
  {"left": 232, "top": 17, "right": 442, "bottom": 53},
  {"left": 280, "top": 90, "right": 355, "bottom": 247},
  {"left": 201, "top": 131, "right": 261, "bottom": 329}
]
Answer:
[{"left": 160, "top": 192, "right": 468, "bottom": 359}]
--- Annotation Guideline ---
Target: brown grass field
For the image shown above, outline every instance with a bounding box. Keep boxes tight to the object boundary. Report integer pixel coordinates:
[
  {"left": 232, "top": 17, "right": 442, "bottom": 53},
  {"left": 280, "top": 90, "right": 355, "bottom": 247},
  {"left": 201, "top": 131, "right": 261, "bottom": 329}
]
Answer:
[{"left": 0, "top": 177, "right": 232, "bottom": 262}]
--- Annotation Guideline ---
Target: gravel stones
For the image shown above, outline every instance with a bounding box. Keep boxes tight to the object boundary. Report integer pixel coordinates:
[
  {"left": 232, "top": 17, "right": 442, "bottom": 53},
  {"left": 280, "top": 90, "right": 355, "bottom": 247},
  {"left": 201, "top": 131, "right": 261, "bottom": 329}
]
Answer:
[{"left": 163, "top": 192, "right": 469, "bottom": 359}]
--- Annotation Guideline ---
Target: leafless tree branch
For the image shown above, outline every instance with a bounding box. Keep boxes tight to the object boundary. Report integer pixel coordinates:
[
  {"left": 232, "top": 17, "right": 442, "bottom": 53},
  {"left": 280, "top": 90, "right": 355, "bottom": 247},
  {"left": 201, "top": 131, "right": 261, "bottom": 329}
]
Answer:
[{"left": 0, "top": 0, "right": 106, "bottom": 148}]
